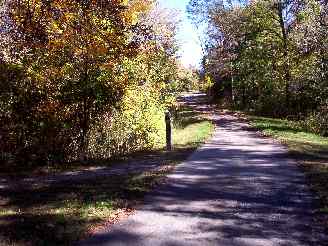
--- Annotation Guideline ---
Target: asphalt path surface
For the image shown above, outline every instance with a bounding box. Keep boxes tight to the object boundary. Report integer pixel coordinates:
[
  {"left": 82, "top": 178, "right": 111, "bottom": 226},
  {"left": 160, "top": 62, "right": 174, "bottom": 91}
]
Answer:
[{"left": 78, "top": 93, "right": 327, "bottom": 246}]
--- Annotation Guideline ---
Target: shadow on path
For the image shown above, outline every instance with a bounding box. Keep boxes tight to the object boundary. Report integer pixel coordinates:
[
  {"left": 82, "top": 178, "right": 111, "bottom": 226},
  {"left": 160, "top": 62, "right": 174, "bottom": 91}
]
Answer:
[{"left": 78, "top": 93, "right": 328, "bottom": 246}]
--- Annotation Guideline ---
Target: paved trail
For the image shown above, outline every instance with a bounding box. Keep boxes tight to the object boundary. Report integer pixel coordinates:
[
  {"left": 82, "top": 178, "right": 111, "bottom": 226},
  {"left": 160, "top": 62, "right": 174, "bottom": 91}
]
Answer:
[{"left": 79, "top": 93, "right": 327, "bottom": 246}]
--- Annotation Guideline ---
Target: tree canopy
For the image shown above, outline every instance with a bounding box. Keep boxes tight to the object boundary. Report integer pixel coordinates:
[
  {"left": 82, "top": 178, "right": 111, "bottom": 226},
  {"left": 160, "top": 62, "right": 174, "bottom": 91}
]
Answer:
[
  {"left": 0, "top": 0, "right": 198, "bottom": 168},
  {"left": 188, "top": 0, "right": 328, "bottom": 135}
]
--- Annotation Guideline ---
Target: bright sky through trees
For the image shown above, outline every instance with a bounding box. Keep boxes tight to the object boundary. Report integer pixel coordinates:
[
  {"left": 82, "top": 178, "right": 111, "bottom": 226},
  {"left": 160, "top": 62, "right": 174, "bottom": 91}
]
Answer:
[{"left": 158, "top": 0, "right": 203, "bottom": 68}]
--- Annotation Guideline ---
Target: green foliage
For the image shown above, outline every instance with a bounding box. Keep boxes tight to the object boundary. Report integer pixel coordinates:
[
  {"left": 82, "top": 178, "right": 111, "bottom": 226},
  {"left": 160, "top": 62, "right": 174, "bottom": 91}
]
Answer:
[
  {"left": 0, "top": 95, "right": 214, "bottom": 246},
  {"left": 88, "top": 87, "right": 166, "bottom": 158},
  {"left": 302, "top": 104, "right": 328, "bottom": 137},
  {"left": 192, "top": 0, "right": 328, "bottom": 135},
  {"left": 201, "top": 74, "right": 214, "bottom": 92},
  {"left": 249, "top": 114, "right": 328, "bottom": 161},
  {"left": 0, "top": 1, "right": 200, "bottom": 169}
]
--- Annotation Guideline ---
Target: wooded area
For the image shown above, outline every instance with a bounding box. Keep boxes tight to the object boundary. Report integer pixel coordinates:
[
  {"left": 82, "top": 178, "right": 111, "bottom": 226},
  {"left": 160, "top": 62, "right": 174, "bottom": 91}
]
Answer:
[
  {"left": 3, "top": 0, "right": 326, "bottom": 170},
  {"left": 0, "top": 0, "right": 202, "bottom": 170},
  {"left": 188, "top": 0, "right": 328, "bottom": 136},
  {"left": 1, "top": 1, "right": 328, "bottom": 245}
]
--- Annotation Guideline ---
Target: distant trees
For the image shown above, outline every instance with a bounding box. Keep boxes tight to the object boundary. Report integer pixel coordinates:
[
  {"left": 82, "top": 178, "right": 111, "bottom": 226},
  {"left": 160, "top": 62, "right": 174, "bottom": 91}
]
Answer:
[{"left": 188, "top": 0, "right": 328, "bottom": 135}]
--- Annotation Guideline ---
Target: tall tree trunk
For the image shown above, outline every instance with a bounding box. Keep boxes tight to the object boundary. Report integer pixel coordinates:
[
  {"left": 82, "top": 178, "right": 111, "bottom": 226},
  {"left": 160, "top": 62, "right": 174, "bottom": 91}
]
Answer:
[
  {"left": 79, "top": 94, "right": 91, "bottom": 162},
  {"left": 277, "top": 1, "right": 291, "bottom": 115},
  {"left": 79, "top": 57, "right": 90, "bottom": 161},
  {"left": 241, "top": 79, "right": 246, "bottom": 109}
]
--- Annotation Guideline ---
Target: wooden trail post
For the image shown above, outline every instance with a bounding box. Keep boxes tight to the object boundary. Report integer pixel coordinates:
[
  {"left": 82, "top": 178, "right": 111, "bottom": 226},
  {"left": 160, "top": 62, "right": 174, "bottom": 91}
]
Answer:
[{"left": 165, "top": 111, "right": 172, "bottom": 151}]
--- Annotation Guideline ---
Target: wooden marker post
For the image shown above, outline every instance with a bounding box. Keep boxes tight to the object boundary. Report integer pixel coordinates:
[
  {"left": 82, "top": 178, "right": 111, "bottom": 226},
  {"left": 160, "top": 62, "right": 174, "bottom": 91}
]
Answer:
[{"left": 165, "top": 111, "right": 172, "bottom": 151}]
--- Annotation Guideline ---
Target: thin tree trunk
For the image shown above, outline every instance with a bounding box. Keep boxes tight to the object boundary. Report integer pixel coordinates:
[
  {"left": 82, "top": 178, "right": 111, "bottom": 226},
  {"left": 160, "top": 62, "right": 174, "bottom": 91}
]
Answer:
[
  {"left": 79, "top": 56, "right": 90, "bottom": 161},
  {"left": 277, "top": 1, "right": 291, "bottom": 114}
]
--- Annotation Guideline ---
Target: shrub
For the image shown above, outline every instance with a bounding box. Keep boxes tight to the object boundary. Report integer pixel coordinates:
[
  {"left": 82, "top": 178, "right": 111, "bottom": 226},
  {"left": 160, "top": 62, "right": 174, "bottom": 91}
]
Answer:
[
  {"left": 303, "top": 105, "right": 328, "bottom": 137},
  {"left": 87, "top": 87, "right": 166, "bottom": 159}
]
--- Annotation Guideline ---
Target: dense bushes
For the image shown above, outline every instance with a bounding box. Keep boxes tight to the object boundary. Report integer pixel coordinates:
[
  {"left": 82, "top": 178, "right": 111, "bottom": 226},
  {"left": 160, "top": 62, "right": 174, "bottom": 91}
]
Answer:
[
  {"left": 88, "top": 87, "right": 166, "bottom": 159},
  {"left": 0, "top": 0, "right": 195, "bottom": 170},
  {"left": 302, "top": 104, "right": 328, "bottom": 137}
]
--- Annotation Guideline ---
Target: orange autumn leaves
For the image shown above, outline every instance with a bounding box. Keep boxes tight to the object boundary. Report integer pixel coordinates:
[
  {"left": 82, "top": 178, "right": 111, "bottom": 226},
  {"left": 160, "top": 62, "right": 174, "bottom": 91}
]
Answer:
[
  {"left": 1, "top": 0, "right": 185, "bottom": 165},
  {"left": 2, "top": 0, "right": 155, "bottom": 159}
]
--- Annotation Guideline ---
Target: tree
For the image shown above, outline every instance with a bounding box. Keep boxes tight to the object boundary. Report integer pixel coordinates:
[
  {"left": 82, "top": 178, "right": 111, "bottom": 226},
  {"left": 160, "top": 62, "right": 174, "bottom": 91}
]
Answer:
[
  {"left": 189, "top": 0, "right": 328, "bottom": 131},
  {"left": 1, "top": 0, "right": 154, "bottom": 163}
]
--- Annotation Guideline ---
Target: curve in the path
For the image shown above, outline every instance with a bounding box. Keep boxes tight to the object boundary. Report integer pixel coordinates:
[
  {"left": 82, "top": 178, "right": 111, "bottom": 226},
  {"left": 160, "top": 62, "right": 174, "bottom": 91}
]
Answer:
[{"left": 78, "top": 93, "right": 327, "bottom": 246}]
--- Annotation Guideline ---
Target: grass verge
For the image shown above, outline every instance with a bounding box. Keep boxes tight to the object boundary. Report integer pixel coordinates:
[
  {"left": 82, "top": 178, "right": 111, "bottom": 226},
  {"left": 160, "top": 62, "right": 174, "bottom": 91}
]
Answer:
[
  {"left": 0, "top": 102, "right": 214, "bottom": 246},
  {"left": 247, "top": 115, "right": 328, "bottom": 226},
  {"left": 172, "top": 104, "right": 214, "bottom": 149}
]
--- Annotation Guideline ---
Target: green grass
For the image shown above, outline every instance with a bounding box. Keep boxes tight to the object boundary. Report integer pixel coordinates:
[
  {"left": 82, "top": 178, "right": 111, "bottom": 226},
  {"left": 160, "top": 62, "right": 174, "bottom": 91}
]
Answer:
[
  {"left": 249, "top": 116, "right": 328, "bottom": 160},
  {"left": 248, "top": 115, "right": 328, "bottom": 227},
  {"left": 154, "top": 104, "right": 215, "bottom": 150},
  {"left": 172, "top": 105, "right": 214, "bottom": 148},
  {"left": 173, "top": 121, "right": 214, "bottom": 148},
  {"left": 0, "top": 103, "right": 215, "bottom": 246}
]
